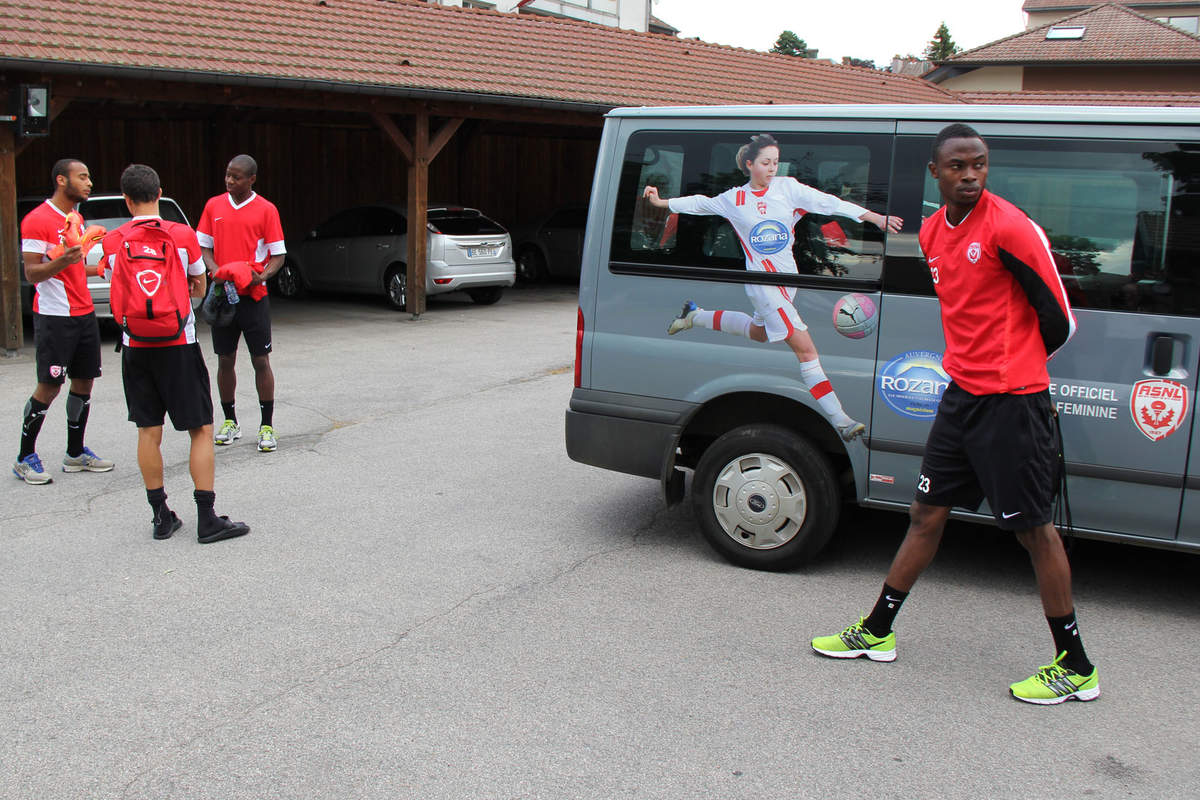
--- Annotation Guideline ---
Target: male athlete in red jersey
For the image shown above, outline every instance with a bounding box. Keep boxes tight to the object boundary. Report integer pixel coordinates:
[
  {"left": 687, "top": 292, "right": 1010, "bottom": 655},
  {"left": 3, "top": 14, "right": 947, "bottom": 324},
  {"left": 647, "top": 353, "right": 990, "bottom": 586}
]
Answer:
[
  {"left": 13, "top": 159, "right": 114, "bottom": 485},
  {"left": 812, "top": 124, "right": 1099, "bottom": 705},
  {"left": 196, "top": 154, "right": 286, "bottom": 453},
  {"left": 643, "top": 134, "right": 901, "bottom": 442},
  {"left": 105, "top": 164, "right": 250, "bottom": 544}
]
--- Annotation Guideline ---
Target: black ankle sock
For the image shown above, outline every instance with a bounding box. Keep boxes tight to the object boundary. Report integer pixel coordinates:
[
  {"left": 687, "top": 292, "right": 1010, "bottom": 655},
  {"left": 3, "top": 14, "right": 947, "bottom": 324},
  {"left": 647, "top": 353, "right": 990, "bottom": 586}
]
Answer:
[
  {"left": 19, "top": 397, "right": 50, "bottom": 461},
  {"left": 1047, "top": 610, "right": 1093, "bottom": 674},
  {"left": 194, "top": 489, "right": 219, "bottom": 527},
  {"left": 221, "top": 402, "right": 237, "bottom": 424},
  {"left": 147, "top": 487, "right": 168, "bottom": 519},
  {"left": 259, "top": 400, "right": 274, "bottom": 428},
  {"left": 863, "top": 583, "right": 909, "bottom": 637},
  {"left": 66, "top": 392, "right": 91, "bottom": 458}
]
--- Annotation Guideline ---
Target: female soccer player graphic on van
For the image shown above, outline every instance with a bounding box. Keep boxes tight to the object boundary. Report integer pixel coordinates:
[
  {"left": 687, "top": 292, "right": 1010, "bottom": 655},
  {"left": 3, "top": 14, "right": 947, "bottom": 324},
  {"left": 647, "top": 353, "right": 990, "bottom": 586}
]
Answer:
[{"left": 642, "top": 133, "right": 902, "bottom": 441}]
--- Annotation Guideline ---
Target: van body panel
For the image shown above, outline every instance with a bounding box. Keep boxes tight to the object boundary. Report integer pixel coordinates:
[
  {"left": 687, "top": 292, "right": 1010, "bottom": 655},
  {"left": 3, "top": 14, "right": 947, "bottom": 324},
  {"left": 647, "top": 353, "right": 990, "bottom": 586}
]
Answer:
[{"left": 570, "top": 104, "right": 1200, "bottom": 557}]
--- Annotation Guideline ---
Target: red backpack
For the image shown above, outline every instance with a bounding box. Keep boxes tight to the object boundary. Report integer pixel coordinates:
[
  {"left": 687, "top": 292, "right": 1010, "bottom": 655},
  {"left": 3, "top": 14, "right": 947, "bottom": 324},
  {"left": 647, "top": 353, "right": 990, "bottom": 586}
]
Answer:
[{"left": 110, "top": 219, "right": 189, "bottom": 343}]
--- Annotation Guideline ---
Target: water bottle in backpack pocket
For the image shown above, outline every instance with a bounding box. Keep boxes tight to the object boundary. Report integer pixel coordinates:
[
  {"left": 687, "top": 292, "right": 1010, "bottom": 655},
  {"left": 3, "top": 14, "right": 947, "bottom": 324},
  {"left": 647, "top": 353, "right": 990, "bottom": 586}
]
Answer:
[{"left": 110, "top": 219, "right": 189, "bottom": 343}]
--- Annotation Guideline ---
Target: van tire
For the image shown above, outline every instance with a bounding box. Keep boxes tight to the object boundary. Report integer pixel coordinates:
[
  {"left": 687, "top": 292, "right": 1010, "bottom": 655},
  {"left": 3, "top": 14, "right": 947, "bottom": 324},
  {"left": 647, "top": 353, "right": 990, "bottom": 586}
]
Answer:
[{"left": 691, "top": 424, "right": 839, "bottom": 571}]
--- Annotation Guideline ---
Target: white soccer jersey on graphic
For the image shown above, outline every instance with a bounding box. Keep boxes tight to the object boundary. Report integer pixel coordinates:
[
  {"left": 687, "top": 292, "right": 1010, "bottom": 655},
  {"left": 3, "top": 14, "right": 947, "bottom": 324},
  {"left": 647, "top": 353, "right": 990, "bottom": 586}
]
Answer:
[{"left": 668, "top": 177, "right": 868, "bottom": 339}]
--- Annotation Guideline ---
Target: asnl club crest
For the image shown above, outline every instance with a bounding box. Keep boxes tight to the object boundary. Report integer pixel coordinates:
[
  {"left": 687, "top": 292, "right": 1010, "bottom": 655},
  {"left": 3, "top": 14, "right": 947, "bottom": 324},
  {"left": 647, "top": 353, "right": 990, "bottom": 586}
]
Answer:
[
  {"left": 749, "top": 220, "right": 790, "bottom": 255},
  {"left": 1130, "top": 379, "right": 1189, "bottom": 442}
]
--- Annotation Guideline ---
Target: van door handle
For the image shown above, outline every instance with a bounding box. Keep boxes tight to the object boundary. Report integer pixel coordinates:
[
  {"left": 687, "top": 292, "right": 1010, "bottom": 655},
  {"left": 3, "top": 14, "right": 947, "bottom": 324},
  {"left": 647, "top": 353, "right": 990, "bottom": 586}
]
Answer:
[{"left": 1150, "top": 334, "right": 1175, "bottom": 376}]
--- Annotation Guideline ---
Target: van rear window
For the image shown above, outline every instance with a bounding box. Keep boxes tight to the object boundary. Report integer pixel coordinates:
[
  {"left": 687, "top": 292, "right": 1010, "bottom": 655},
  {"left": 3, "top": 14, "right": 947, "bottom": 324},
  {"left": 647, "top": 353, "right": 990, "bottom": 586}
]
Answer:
[{"left": 610, "top": 131, "right": 893, "bottom": 284}]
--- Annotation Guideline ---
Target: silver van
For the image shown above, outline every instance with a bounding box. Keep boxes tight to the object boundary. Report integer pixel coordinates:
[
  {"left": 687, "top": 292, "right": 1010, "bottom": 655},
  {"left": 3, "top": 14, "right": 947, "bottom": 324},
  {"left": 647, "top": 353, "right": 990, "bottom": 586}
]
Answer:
[{"left": 567, "top": 105, "right": 1200, "bottom": 569}]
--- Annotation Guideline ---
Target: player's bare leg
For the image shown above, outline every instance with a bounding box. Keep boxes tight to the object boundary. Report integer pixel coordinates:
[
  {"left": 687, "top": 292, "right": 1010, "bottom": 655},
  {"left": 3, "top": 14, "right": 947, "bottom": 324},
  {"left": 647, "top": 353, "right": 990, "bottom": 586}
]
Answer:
[
  {"left": 884, "top": 502, "right": 951, "bottom": 591},
  {"left": 1015, "top": 524, "right": 1073, "bottom": 618},
  {"left": 216, "top": 353, "right": 237, "bottom": 407},
  {"left": 784, "top": 329, "right": 865, "bottom": 441}
]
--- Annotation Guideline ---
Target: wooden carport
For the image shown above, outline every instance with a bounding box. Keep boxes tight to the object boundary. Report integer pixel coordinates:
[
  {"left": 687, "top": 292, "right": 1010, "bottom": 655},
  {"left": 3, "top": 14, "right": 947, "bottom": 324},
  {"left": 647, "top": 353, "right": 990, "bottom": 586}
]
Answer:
[{"left": 0, "top": 0, "right": 959, "bottom": 353}]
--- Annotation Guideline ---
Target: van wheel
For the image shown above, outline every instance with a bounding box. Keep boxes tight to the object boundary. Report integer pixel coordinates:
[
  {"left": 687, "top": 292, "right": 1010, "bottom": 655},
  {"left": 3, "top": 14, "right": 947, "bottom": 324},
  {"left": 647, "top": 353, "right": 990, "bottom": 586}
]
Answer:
[
  {"left": 467, "top": 286, "right": 503, "bottom": 305},
  {"left": 384, "top": 265, "right": 407, "bottom": 311},
  {"left": 692, "top": 425, "right": 839, "bottom": 571}
]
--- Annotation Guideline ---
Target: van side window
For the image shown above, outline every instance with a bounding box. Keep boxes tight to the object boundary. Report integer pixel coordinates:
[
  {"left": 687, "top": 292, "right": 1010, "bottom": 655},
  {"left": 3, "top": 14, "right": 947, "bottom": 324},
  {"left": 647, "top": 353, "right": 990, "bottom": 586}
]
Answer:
[
  {"left": 611, "top": 131, "right": 893, "bottom": 283},
  {"left": 918, "top": 138, "right": 1200, "bottom": 316}
]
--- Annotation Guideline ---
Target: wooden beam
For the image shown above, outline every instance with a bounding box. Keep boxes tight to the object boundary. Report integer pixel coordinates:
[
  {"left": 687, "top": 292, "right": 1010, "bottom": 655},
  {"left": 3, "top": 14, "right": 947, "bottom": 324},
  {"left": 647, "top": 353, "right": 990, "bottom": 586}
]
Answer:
[
  {"left": 35, "top": 74, "right": 605, "bottom": 129},
  {"left": 371, "top": 111, "right": 413, "bottom": 163},
  {"left": 405, "top": 111, "right": 429, "bottom": 318},
  {"left": 426, "top": 117, "right": 463, "bottom": 163},
  {"left": 0, "top": 112, "right": 21, "bottom": 353},
  {"left": 15, "top": 95, "right": 72, "bottom": 156}
]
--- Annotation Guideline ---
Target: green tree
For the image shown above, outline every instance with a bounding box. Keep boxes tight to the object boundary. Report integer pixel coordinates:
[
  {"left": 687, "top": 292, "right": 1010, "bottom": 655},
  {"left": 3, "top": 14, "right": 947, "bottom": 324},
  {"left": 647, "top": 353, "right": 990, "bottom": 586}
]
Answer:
[
  {"left": 924, "top": 22, "right": 961, "bottom": 62},
  {"left": 772, "top": 30, "right": 808, "bottom": 57}
]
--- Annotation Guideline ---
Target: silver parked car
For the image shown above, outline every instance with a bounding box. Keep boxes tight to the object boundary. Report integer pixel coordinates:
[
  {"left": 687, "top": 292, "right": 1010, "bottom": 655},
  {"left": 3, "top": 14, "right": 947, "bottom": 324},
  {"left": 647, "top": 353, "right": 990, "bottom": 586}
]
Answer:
[
  {"left": 18, "top": 194, "right": 192, "bottom": 319},
  {"left": 275, "top": 204, "right": 516, "bottom": 310}
]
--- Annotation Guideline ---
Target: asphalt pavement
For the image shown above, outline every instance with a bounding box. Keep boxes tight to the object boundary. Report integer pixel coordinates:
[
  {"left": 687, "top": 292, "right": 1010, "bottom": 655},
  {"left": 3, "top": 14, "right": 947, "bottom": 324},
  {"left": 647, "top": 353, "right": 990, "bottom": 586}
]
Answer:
[{"left": 1, "top": 285, "right": 1197, "bottom": 799}]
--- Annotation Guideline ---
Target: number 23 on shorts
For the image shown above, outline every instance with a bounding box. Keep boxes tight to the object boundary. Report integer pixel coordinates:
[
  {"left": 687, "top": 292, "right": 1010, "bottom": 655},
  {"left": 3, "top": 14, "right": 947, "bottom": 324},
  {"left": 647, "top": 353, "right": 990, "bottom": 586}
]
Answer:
[{"left": 917, "top": 473, "right": 931, "bottom": 493}]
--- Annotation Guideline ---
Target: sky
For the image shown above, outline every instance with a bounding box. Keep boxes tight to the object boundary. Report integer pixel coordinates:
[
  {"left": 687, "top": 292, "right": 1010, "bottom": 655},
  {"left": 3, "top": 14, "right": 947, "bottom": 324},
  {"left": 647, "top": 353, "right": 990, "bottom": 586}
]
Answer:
[{"left": 651, "top": 0, "right": 1030, "bottom": 66}]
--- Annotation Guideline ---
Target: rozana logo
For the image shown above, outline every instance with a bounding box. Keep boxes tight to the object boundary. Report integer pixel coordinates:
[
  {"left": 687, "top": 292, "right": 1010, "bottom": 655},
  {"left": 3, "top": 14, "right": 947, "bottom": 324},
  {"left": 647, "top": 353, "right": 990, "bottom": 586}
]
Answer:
[
  {"left": 966, "top": 242, "right": 982, "bottom": 264},
  {"left": 1130, "top": 378, "right": 1189, "bottom": 442}
]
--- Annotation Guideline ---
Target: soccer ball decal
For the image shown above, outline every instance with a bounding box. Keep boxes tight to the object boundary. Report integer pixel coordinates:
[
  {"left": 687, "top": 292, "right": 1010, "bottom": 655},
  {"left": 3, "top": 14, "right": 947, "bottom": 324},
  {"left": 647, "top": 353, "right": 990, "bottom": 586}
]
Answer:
[{"left": 832, "top": 293, "right": 878, "bottom": 339}]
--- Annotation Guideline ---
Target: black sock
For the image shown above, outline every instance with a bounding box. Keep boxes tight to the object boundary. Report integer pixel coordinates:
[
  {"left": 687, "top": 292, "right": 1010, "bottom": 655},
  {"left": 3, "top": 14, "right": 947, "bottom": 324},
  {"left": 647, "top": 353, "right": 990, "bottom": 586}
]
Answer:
[
  {"left": 147, "top": 487, "right": 169, "bottom": 520},
  {"left": 194, "top": 489, "right": 219, "bottom": 527},
  {"left": 66, "top": 392, "right": 91, "bottom": 458},
  {"left": 863, "top": 583, "right": 909, "bottom": 637},
  {"left": 18, "top": 397, "right": 50, "bottom": 461},
  {"left": 221, "top": 402, "right": 237, "bottom": 424},
  {"left": 1047, "top": 610, "right": 1093, "bottom": 674},
  {"left": 259, "top": 400, "right": 273, "bottom": 428}
]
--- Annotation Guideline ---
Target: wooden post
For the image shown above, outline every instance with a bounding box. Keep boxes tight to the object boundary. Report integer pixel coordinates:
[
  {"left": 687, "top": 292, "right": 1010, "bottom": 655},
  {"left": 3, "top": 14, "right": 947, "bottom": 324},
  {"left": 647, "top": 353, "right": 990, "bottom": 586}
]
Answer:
[
  {"left": 0, "top": 115, "right": 21, "bottom": 354},
  {"left": 373, "top": 110, "right": 462, "bottom": 320}
]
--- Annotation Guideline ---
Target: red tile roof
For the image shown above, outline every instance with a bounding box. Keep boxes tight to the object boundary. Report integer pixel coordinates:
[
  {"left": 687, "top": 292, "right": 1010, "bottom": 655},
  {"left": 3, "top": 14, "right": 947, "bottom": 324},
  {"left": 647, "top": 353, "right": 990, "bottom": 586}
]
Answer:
[
  {"left": 960, "top": 90, "right": 1200, "bottom": 106},
  {"left": 951, "top": 3, "right": 1200, "bottom": 64},
  {"left": 1023, "top": 0, "right": 1189, "bottom": 10},
  {"left": 0, "top": 0, "right": 958, "bottom": 108}
]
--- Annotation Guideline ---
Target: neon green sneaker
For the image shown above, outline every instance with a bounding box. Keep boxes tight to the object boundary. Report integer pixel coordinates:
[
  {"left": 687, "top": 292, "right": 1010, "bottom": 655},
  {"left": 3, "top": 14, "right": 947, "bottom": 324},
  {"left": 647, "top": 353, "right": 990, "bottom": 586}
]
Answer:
[
  {"left": 811, "top": 617, "right": 896, "bottom": 662},
  {"left": 257, "top": 425, "right": 277, "bottom": 453},
  {"left": 215, "top": 419, "right": 241, "bottom": 446},
  {"left": 1010, "top": 652, "right": 1099, "bottom": 705}
]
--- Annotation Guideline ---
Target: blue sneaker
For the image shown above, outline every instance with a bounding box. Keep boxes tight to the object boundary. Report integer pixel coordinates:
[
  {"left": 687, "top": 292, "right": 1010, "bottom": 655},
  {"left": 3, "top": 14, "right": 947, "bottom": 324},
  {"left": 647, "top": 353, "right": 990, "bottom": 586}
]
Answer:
[
  {"left": 62, "top": 446, "right": 115, "bottom": 473},
  {"left": 13, "top": 453, "right": 53, "bottom": 485},
  {"left": 667, "top": 300, "right": 699, "bottom": 335}
]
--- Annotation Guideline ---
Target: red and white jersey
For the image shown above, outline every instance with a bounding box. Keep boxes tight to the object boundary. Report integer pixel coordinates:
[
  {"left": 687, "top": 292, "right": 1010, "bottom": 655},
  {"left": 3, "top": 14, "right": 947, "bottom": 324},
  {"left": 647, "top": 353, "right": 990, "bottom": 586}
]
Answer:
[
  {"left": 20, "top": 198, "right": 94, "bottom": 317},
  {"left": 919, "top": 190, "right": 1077, "bottom": 396},
  {"left": 196, "top": 191, "right": 286, "bottom": 300},
  {"left": 103, "top": 216, "right": 206, "bottom": 348},
  {"left": 668, "top": 176, "right": 868, "bottom": 276}
]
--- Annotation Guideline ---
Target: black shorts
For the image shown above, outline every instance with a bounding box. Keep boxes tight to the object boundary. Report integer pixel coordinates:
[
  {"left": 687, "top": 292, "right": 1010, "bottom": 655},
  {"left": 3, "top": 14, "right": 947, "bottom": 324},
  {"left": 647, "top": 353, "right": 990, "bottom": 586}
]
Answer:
[
  {"left": 915, "top": 382, "right": 1059, "bottom": 531},
  {"left": 211, "top": 295, "right": 272, "bottom": 357},
  {"left": 33, "top": 312, "right": 102, "bottom": 384},
  {"left": 121, "top": 343, "right": 214, "bottom": 431}
]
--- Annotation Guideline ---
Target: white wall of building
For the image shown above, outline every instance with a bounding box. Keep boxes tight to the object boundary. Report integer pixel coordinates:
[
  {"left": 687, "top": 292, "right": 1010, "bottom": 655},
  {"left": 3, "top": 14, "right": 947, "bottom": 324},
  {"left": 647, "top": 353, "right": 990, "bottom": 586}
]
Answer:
[{"left": 427, "top": 0, "right": 650, "bottom": 31}]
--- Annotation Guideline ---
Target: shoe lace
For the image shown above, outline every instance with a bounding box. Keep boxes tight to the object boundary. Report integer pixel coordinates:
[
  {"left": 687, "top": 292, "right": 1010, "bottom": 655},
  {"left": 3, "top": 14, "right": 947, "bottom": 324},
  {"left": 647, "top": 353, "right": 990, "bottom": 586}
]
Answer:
[
  {"left": 25, "top": 453, "right": 44, "bottom": 471},
  {"left": 1035, "top": 663, "right": 1068, "bottom": 686},
  {"left": 81, "top": 446, "right": 98, "bottom": 459},
  {"left": 220, "top": 420, "right": 236, "bottom": 433}
]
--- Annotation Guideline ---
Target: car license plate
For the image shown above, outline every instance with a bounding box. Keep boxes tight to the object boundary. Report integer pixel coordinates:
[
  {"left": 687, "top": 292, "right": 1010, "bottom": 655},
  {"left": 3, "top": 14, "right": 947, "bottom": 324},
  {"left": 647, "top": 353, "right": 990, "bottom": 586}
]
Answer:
[{"left": 467, "top": 245, "right": 500, "bottom": 258}]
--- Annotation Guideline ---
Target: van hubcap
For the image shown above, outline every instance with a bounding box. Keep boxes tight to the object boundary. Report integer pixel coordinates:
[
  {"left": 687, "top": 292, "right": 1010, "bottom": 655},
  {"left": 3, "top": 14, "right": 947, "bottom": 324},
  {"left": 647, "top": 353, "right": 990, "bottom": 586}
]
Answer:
[{"left": 711, "top": 453, "right": 807, "bottom": 550}]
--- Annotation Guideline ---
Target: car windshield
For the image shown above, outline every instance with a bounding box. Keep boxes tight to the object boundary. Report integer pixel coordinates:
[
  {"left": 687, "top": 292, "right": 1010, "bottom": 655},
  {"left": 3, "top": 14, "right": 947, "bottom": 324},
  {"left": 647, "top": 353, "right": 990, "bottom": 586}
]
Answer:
[{"left": 428, "top": 209, "right": 506, "bottom": 236}]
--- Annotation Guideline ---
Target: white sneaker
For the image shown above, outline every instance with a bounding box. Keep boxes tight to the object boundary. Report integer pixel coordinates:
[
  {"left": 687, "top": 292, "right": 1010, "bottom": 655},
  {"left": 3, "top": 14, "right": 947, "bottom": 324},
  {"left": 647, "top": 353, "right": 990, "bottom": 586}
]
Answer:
[
  {"left": 257, "top": 425, "right": 277, "bottom": 453},
  {"left": 667, "top": 300, "right": 699, "bottom": 335},
  {"left": 838, "top": 420, "right": 867, "bottom": 442},
  {"left": 13, "top": 453, "right": 53, "bottom": 485},
  {"left": 62, "top": 447, "right": 115, "bottom": 473},
  {"left": 215, "top": 419, "right": 242, "bottom": 446}
]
